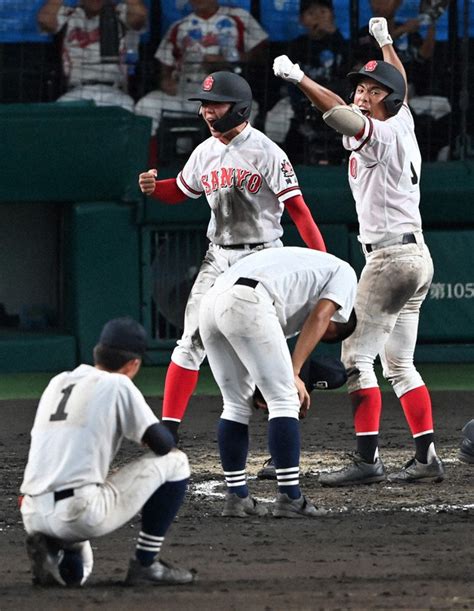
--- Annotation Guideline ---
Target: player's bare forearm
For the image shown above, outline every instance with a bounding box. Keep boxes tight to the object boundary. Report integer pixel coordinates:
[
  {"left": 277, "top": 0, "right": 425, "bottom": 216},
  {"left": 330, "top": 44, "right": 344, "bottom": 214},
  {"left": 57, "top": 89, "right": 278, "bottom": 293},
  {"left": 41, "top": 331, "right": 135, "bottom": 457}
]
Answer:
[
  {"left": 291, "top": 299, "right": 338, "bottom": 375},
  {"left": 298, "top": 75, "right": 346, "bottom": 114},
  {"left": 380, "top": 45, "right": 408, "bottom": 103}
]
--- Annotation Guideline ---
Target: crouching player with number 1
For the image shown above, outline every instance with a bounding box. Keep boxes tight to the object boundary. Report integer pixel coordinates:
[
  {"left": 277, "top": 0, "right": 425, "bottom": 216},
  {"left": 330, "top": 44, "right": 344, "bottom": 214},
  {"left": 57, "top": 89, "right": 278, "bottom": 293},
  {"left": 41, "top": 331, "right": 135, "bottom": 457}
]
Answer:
[
  {"left": 273, "top": 17, "right": 444, "bottom": 485},
  {"left": 19, "top": 318, "right": 195, "bottom": 587}
]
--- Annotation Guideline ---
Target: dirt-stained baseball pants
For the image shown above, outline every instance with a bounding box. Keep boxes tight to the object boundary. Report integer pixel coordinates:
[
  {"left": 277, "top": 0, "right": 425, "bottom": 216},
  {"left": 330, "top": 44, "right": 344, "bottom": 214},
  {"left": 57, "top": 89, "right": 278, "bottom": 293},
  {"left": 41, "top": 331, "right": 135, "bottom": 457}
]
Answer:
[
  {"left": 342, "top": 236, "right": 434, "bottom": 397},
  {"left": 21, "top": 449, "right": 190, "bottom": 582},
  {"left": 199, "top": 282, "right": 300, "bottom": 424},
  {"left": 172, "top": 239, "right": 283, "bottom": 371}
]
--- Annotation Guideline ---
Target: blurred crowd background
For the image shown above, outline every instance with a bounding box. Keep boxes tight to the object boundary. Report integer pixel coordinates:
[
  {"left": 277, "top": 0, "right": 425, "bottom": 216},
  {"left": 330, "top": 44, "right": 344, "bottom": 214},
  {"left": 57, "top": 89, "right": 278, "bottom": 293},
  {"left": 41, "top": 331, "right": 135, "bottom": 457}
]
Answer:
[{"left": 0, "top": 0, "right": 472, "bottom": 165}]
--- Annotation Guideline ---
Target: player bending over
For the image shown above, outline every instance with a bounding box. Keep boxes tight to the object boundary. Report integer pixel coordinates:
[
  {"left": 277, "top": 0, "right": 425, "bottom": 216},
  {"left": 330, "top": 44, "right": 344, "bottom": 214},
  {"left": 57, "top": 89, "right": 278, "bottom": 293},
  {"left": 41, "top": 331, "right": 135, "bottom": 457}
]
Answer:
[{"left": 199, "top": 246, "right": 357, "bottom": 517}]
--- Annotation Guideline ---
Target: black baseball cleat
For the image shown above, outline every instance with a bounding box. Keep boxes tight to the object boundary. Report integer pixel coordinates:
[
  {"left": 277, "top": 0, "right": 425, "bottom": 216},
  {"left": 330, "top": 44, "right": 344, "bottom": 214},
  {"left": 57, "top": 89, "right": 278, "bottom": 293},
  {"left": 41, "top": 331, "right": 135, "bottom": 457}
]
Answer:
[
  {"left": 26, "top": 533, "right": 83, "bottom": 587},
  {"left": 273, "top": 493, "right": 328, "bottom": 518},
  {"left": 318, "top": 453, "right": 386, "bottom": 487},
  {"left": 125, "top": 558, "right": 196, "bottom": 585},
  {"left": 256, "top": 457, "right": 277, "bottom": 480},
  {"left": 388, "top": 455, "right": 445, "bottom": 483},
  {"left": 458, "top": 419, "right": 474, "bottom": 464},
  {"left": 221, "top": 492, "right": 268, "bottom": 518},
  {"left": 459, "top": 438, "right": 474, "bottom": 464}
]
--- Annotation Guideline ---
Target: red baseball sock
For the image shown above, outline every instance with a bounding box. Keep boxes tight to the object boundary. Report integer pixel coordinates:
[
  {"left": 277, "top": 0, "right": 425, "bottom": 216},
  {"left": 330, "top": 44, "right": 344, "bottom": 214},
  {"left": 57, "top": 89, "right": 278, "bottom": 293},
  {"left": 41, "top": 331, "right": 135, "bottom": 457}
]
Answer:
[
  {"left": 162, "top": 362, "right": 199, "bottom": 422},
  {"left": 399, "top": 385, "right": 433, "bottom": 436},
  {"left": 351, "top": 387, "right": 382, "bottom": 434}
]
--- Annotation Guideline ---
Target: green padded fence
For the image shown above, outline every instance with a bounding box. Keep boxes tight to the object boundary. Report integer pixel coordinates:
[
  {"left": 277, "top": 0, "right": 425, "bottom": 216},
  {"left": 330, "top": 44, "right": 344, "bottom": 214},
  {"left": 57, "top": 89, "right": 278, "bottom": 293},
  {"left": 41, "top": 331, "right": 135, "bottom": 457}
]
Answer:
[
  {"left": 0, "top": 103, "right": 151, "bottom": 203},
  {"left": 63, "top": 202, "right": 141, "bottom": 364},
  {"left": 0, "top": 104, "right": 473, "bottom": 372}
]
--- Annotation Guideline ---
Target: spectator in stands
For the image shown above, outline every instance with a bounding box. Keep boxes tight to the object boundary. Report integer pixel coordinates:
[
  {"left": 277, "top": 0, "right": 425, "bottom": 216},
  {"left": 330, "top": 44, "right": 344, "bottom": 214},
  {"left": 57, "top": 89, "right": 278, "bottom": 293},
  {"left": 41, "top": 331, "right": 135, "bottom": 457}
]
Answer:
[
  {"left": 354, "top": 0, "right": 451, "bottom": 160},
  {"left": 265, "top": 0, "right": 350, "bottom": 165},
  {"left": 134, "top": 0, "right": 268, "bottom": 134},
  {"left": 37, "top": 0, "right": 148, "bottom": 112}
]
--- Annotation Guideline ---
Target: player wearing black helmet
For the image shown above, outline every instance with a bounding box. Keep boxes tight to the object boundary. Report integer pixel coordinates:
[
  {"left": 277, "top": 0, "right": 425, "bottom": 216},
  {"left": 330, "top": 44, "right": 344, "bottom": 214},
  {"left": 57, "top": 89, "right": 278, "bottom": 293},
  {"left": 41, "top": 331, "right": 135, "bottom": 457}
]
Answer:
[
  {"left": 274, "top": 17, "right": 444, "bottom": 486},
  {"left": 138, "top": 71, "right": 327, "bottom": 443},
  {"left": 188, "top": 71, "right": 253, "bottom": 133}
]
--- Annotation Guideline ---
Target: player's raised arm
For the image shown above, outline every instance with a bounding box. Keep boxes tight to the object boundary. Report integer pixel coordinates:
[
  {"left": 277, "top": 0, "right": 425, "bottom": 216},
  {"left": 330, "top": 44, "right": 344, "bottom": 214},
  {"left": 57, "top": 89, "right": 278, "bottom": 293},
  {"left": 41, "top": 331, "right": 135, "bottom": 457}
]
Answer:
[
  {"left": 273, "top": 55, "right": 346, "bottom": 114},
  {"left": 369, "top": 18, "right": 408, "bottom": 104},
  {"left": 138, "top": 169, "right": 188, "bottom": 204},
  {"left": 273, "top": 55, "right": 366, "bottom": 140}
]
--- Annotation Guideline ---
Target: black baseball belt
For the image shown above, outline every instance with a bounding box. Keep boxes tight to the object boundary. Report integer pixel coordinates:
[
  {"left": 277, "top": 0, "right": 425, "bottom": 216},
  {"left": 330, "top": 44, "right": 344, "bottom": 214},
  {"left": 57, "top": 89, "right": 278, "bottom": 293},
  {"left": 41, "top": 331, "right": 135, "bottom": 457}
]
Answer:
[
  {"left": 364, "top": 232, "right": 417, "bottom": 253},
  {"left": 219, "top": 243, "right": 265, "bottom": 250},
  {"left": 234, "top": 277, "right": 259, "bottom": 288},
  {"left": 54, "top": 489, "right": 74, "bottom": 502}
]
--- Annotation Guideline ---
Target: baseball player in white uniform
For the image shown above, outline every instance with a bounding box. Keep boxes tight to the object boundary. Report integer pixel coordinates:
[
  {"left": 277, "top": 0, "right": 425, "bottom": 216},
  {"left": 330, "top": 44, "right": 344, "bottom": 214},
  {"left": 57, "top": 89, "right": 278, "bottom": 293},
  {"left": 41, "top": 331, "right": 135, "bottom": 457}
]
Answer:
[
  {"left": 139, "top": 71, "right": 326, "bottom": 444},
  {"left": 20, "top": 318, "right": 195, "bottom": 587},
  {"left": 135, "top": 0, "right": 267, "bottom": 133},
  {"left": 273, "top": 17, "right": 445, "bottom": 485},
  {"left": 198, "top": 246, "right": 357, "bottom": 517},
  {"left": 38, "top": 0, "right": 147, "bottom": 111}
]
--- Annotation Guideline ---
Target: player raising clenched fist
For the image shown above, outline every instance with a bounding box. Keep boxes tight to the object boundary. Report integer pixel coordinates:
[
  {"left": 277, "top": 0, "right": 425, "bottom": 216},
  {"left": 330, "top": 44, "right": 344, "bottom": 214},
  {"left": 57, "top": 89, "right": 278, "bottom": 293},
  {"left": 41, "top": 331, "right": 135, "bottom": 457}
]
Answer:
[
  {"left": 139, "top": 71, "right": 326, "bottom": 444},
  {"left": 273, "top": 17, "right": 444, "bottom": 485}
]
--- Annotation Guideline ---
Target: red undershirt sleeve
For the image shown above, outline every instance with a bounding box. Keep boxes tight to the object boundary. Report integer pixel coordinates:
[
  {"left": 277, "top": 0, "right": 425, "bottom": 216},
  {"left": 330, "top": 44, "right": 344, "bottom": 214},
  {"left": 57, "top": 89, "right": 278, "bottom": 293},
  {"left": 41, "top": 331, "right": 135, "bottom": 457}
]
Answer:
[
  {"left": 152, "top": 178, "right": 188, "bottom": 204},
  {"left": 284, "top": 194, "right": 327, "bottom": 252}
]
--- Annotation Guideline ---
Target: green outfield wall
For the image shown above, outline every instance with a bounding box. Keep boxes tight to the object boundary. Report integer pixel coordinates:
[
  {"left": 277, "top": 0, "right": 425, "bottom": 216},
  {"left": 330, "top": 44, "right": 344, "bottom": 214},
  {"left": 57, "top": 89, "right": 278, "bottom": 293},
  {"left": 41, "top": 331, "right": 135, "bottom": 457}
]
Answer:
[{"left": 0, "top": 104, "right": 473, "bottom": 372}]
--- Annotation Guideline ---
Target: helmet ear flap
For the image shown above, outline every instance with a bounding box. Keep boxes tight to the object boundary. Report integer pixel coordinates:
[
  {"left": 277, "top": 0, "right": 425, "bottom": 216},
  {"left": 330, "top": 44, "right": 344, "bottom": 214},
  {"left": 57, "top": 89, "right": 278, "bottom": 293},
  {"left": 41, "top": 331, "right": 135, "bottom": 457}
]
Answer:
[{"left": 212, "top": 99, "right": 252, "bottom": 133}]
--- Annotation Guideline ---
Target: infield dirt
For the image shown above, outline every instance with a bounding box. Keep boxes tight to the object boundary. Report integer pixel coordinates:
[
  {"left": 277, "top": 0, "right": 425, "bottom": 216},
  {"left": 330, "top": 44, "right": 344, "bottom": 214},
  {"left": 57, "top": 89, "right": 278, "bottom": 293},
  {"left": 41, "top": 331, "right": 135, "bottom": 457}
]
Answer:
[{"left": 1, "top": 391, "right": 472, "bottom": 610}]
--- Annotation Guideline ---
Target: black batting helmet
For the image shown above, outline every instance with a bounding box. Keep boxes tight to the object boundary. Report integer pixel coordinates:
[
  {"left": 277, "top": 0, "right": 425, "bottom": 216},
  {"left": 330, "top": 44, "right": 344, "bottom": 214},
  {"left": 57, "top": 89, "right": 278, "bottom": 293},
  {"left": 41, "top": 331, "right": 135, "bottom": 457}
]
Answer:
[
  {"left": 347, "top": 60, "right": 406, "bottom": 116},
  {"left": 188, "top": 71, "right": 252, "bottom": 133},
  {"left": 252, "top": 354, "right": 347, "bottom": 410},
  {"left": 299, "top": 355, "right": 348, "bottom": 391}
]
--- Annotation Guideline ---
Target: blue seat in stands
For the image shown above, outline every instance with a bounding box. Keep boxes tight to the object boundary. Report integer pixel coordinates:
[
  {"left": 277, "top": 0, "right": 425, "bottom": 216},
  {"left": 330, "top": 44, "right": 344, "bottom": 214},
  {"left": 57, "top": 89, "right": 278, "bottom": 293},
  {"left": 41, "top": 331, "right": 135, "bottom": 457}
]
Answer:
[
  {"left": 259, "top": 0, "right": 305, "bottom": 41},
  {"left": 160, "top": 0, "right": 252, "bottom": 36}
]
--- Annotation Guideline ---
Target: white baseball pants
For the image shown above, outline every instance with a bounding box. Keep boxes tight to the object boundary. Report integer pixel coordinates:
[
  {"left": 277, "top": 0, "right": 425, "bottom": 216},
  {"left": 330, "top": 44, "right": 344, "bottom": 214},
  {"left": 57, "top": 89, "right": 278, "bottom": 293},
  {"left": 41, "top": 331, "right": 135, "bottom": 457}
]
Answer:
[
  {"left": 21, "top": 449, "right": 190, "bottom": 543},
  {"left": 342, "top": 240, "right": 434, "bottom": 397},
  {"left": 172, "top": 240, "right": 283, "bottom": 371},
  {"left": 199, "top": 282, "right": 300, "bottom": 424}
]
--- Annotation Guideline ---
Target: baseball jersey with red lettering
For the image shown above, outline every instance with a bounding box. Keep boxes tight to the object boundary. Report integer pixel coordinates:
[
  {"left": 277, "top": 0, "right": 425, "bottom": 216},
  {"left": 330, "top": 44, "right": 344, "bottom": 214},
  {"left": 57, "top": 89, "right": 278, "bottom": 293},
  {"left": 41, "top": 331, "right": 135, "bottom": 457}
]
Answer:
[
  {"left": 343, "top": 103, "right": 422, "bottom": 244},
  {"left": 176, "top": 123, "right": 302, "bottom": 245},
  {"left": 53, "top": 3, "right": 135, "bottom": 87},
  {"left": 157, "top": 7, "right": 267, "bottom": 96}
]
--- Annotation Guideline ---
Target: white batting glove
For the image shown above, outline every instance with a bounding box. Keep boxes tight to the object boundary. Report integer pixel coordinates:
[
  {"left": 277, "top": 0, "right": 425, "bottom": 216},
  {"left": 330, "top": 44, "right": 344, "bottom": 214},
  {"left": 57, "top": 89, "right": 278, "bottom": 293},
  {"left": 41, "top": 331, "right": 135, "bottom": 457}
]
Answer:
[
  {"left": 369, "top": 17, "right": 393, "bottom": 48},
  {"left": 273, "top": 55, "right": 304, "bottom": 85}
]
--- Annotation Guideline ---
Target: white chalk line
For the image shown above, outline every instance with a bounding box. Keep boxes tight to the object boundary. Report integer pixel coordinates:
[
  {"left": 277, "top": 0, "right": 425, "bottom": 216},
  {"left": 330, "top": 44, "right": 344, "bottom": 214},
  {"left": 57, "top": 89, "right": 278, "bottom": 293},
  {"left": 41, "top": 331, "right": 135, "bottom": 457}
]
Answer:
[{"left": 191, "top": 479, "right": 474, "bottom": 515}]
